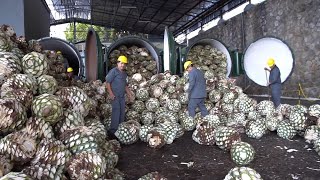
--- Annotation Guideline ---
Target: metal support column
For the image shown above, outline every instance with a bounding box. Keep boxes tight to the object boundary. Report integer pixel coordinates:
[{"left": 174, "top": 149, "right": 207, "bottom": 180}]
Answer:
[{"left": 73, "top": 21, "right": 76, "bottom": 42}]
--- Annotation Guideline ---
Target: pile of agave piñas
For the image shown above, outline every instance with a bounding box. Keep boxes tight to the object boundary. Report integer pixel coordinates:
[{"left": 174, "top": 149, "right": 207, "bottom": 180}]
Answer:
[
  {"left": 113, "top": 49, "right": 320, "bottom": 179},
  {"left": 187, "top": 44, "right": 228, "bottom": 79},
  {"left": 108, "top": 44, "right": 158, "bottom": 79},
  {"left": 1, "top": 23, "right": 320, "bottom": 179},
  {"left": 0, "top": 24, "right": 125, "bottom": 179}
]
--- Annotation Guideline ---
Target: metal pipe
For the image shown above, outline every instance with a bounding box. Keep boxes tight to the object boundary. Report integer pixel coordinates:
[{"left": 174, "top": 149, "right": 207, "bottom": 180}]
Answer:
[
  {"left": 248, "top": 94, "right": 320, "bottom": 101},
  {"left": 241, "top": 11, "right": 250, "bottom": 91},
  {"left": 73, "top": 21, "right": 76, "bottom": 43}
]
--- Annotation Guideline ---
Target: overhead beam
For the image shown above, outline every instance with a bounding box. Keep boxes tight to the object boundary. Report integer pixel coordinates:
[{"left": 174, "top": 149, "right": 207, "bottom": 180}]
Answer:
[
  {"left": 164, "top": 0, "right": 205, "bottom": 34},
  {"left": 119, "top": 0, "right": 138, "bottom": 30},
  {"left": 186, "top": 12, "right": 199, "bottom": 17},
  {"left": 101, "top": 0, "right": 108, "bottom": 22},
  {"left": 172, "top": 0, "right": 233, "bottom": 36},
  {"left": 111, "top": 1, "right": 121, "bottom": 27},
  {"left": 147, "top": 0, "right": 193, "bottom": 34},
  {"left": 50, "top": 18, "right": 92, "bottom": 26},
  {"left": 132, "top": 0, "right": 169, "bottom": 32},
  {"left": 49, "top": 0, "right": 241, "bottom": 36},
  {"left": 91, "top": 9, "right": 128, "bottom": 19},
  {"left": 204, "top": 0, "right": 219, "bottom": 3},
  {"left": 50, "top": 17, "right": 163, "bottom": 36}
]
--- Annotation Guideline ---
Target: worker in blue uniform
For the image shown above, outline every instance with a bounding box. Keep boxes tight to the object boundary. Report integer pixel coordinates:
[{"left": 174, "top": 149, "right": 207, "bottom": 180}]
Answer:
[
  {"left": 184, "top": 60, "right": 209, "bottom": 118},
  {"left": 65, "top": 67, "right": 80, "bottom": 86},
  {"left": 57, "top": 51, "right": 69, "bottom": 70},
  {"left": 264, "top": 57, "right": 281, "bottom": 108},
  {"left": 106, "top": 55, "right": 132, "bottom": 137},
  {"left": 66, "top": 67, "right": 80, "bottom": 80}
]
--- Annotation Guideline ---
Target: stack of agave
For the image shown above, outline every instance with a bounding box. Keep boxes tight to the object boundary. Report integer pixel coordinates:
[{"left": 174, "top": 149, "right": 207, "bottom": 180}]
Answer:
[
  {"left": 2, "top": 23, "right": 319, "bottom": 179},
  {"left": 114, "top": 71, "right": 186, "bottom": 148},
  {"left": 224, "top": 167, "right": 263, "bottom": 180},
  {"left": 111, "top": 43, "right": 320, "bottom": 179},
  {"left": 108, "top": 45, "right": 158, "bottom": 79},
  {"left": 114, "top": 68, "right": 251, "bottom": 149},
  {"left": 186, "top": 44, "right": 228, "bottom": 79},
  {"left": 111, "top": 43, "right": 320, "bottom": 151},
  {"left": 0, "top": 24, "right": 124, "bottom": 179},
  {"left": 304, "top": 104, "right": 320, "bottom": 156},
  {"left": 110, "top": 65, "right": 265, "bottom": 177}
]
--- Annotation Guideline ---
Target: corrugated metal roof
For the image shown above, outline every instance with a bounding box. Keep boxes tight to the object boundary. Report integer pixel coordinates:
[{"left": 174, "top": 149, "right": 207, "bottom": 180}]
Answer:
[{"left": 45, "top": 0, "right": 247, "bottom": 35}]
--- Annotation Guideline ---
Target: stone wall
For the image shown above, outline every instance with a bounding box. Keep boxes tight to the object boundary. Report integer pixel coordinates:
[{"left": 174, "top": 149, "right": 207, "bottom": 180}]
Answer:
[{"left": 190, "top": 0, "right": 320, "bottom": 99}]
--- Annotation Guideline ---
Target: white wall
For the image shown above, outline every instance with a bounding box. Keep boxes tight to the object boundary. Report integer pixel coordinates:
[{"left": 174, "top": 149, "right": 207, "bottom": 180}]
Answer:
[
  {"left": 0, "top": 0, "right": 50, "bottom": 39},
  {"left": 0, "top": 0, "right": 25, "bottom": 36}
]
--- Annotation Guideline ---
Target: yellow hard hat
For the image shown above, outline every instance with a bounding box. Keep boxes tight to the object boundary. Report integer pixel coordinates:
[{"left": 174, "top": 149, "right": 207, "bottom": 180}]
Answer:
[
  {"left": 184, "top": 60, "right": 192, "bottom": 70},
  {"left": 57, "top": 51, "right": 62, "bottom": 54},
  {"left": 118, "top": 55, "right": 128, "bottom": 64},
  {"left": 267, "top": 58, "right": 275, "bottom": 67},
  {"left": 67, "top": 67, "right": 73, "bottom": 73}
]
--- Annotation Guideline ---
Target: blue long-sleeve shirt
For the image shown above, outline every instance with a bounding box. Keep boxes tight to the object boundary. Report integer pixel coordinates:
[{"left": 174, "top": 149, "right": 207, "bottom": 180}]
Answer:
[
  {"left": 269, "top": 65, "right": 281, "bottom": 86},
  {"left": 187, "top": 67, "right": 207, "bottom": 98},
  {"left": 106, "top": 67, "right": 128, "bottom": 97}
]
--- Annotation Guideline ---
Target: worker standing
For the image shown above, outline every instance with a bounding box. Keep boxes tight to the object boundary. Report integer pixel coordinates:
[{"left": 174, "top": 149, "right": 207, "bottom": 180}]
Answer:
[
  {"left": 57, "top": 51, "right": 69, "bottom": 70},
  {"left": 66, "top": 67, "right": 79, "bottom": 85},
  {"left": 66, "top": 67, "right": 77, "bottom": 79},
  {"left": 106, "top": 55, "right": 132, "bottom": 138},
  {"left": 184, "top": 60, "right": 209, "bottom": 118},
  {"left": 264, "top": 58, "right": 281, "bottom": 108}
]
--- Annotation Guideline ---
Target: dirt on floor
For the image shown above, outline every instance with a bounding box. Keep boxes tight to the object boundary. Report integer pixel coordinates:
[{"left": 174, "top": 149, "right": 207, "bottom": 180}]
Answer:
[
  {"left": 118, "top": 98, "right": 320, "bottom": 180},
  {"left": 118, "top": 131, "right": 320, "bottom": 180}
]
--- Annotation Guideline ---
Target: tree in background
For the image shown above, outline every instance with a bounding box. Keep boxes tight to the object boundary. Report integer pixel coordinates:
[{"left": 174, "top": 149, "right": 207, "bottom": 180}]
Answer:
[
  {"left": 113, "top": 29, "right": 147, "bottom": 39},
  {"left": 65, "top": 23, "right": 111, "bottom": 42},
  {"left": 64, "top": 22, "right": 148, "bottom": 43}
]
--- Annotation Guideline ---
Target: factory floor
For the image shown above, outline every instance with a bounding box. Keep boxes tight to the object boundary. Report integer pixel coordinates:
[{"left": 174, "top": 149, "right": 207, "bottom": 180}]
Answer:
[
  {"left": 118, "top": 98, "right": 320, "bottom": 180},
  {"left": 118, "top": 131, "right": 320, "bottom": 180}
]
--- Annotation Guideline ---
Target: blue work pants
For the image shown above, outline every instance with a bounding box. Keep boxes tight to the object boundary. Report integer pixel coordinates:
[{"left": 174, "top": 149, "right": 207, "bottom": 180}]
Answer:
[
  {"left": 110, "top": 96, "right": 125, "bottom": 133},
  {"left": 188, "top": 98, "right": 209, "bottom": 118},
  {"left": 271, "top": 84, "right": 281, "bottom": 108}
]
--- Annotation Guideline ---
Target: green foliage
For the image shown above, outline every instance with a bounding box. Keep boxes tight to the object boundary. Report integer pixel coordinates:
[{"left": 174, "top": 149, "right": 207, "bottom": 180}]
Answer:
[
  {"left": 63, "top": 22, "right": 147, "bottom": 43},
  {"left": 65, "top": 23, "right": 107, "bottom": 42}
]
